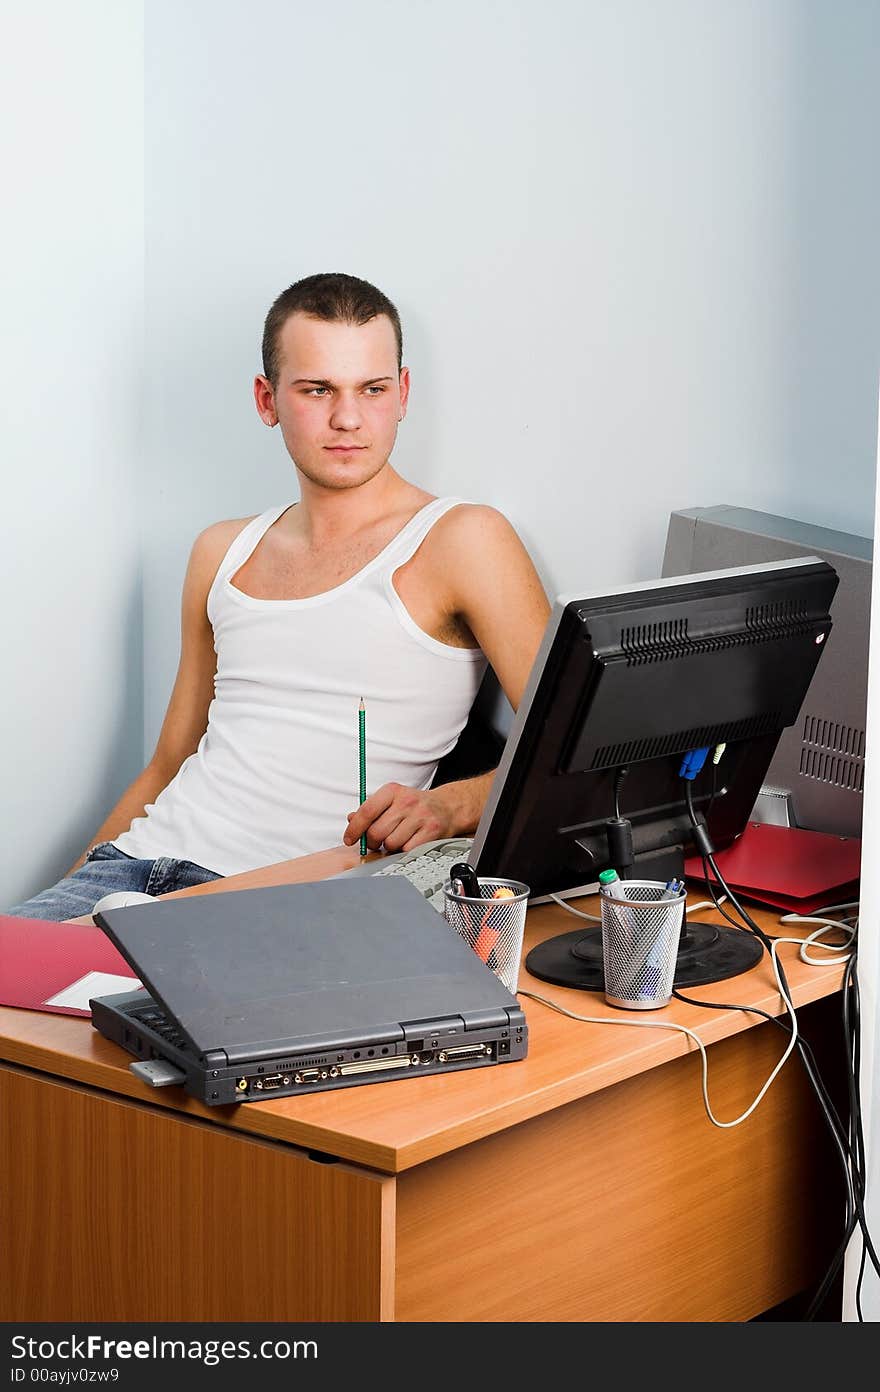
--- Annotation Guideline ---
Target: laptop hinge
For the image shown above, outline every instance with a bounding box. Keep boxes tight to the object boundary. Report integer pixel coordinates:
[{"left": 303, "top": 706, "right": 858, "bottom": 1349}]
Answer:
[
  {"left": 402, "top": 1016, "right": 466, "bottom": 1043},
  {"left": 460, "top": 1007, "right": 513, "bottom": 1031},
  {"left": 202, "top": 1049, "right": 229, "bottom": 1068},
  {"left": 222, "top": 1026, "right": 406, "bottom": 1066}
]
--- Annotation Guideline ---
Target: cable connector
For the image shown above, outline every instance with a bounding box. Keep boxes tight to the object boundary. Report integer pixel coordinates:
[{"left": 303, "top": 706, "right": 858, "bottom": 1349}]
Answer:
[
  {"left": 605, "top": 817, "right": 634, "bottom": 877},
  {"left": 713, "top": 742, "right": 726, "bottom": 765},
  {"left": 690, "top": 816, "right": 715, "bottom": 859},
  {"left": 679, "top": 746, "right": 710, "bottom": 781}
]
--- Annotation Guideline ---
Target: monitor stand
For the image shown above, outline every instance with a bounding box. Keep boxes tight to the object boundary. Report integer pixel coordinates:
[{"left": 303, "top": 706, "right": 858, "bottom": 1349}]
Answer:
[
  {"left": 525, "top": 841, "right": 763, "bottom": 990},
  {"left": 525, "top": 918, "right": 763, "bottom": 992}
]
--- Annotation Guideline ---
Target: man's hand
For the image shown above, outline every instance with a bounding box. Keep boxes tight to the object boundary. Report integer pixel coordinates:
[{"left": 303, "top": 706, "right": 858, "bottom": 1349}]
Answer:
[
  {"left": 343, "top": 773, "right": 493, "bottom": 854},
  {"left": 343, "top": 783, "right": 455, "bottom": 854}
]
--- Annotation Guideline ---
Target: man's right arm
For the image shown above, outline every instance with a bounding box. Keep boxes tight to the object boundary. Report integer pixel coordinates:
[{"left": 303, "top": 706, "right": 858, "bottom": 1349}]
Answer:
[{"left": 64, "top": 519, "right": 252, "bottom": 875}]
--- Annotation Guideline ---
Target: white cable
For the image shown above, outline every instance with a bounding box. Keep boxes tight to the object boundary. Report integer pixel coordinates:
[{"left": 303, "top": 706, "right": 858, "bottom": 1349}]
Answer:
[
  {"left": 783, "top": 900, "right": 860, "bottom": 917},
  {"left": 777, "top": 907, "right": 859, "bottom": 965},
  {"left": 537, "top": 895, "right": 858, "bottom": 1122},
  {"left": 519, "top": 932, "right": 799, "bottom": 1129},
  {"left": 684, "top": 895, "right": 728, "bottom": 915},
  {"left": 548, "top": 893, "right": 600, "bottom": 923},
  {"left": 548, "top": 891, "right": 728, "bottom": 922}
]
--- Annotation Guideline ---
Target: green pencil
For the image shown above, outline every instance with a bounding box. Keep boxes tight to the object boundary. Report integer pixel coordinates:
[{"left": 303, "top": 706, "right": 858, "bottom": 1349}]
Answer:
[{"left": 358, "top": 697, "right": 367, "bottom": 856}]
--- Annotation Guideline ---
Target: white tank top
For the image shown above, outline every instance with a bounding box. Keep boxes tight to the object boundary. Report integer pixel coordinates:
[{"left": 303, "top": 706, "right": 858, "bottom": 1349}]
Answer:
[{"left": 113, "top": 497, "right": 488, "bottom": 875}]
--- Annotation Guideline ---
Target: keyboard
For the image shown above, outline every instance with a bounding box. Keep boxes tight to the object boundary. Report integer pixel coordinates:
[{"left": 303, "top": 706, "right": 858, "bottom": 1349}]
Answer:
[{"left": 333, "top": 837, "right": 475, "bottom": 912}]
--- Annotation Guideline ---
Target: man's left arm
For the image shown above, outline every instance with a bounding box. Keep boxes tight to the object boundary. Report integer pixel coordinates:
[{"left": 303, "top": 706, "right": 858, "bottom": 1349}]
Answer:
[{"left": 344, "top": 507, "right": 551, "bottom": 853}]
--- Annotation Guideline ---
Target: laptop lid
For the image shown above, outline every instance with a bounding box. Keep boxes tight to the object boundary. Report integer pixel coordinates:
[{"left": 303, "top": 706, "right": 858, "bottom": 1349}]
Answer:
[{"left": 95, "top": 877, "right": 519, "bottom": 1064}]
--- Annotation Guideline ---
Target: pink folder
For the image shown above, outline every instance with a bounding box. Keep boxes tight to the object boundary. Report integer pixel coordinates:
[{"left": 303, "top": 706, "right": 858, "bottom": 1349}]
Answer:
[{"left": 0, "top": 913, "right": 139, "bottom": 1017}]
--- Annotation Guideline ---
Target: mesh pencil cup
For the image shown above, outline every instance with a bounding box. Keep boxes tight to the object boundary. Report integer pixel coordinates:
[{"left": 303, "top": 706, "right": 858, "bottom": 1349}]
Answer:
[
  {"left": 443, "top": 877, "right": 529, "bottom": 995},
  {"left": 600, "top": 880, "right": 686, "bottom": 1010}
]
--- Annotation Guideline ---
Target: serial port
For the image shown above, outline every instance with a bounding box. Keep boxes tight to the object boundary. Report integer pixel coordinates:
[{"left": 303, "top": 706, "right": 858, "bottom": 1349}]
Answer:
[{"left": 254, "top": 1074, "right": 289, "bottom": 1090}]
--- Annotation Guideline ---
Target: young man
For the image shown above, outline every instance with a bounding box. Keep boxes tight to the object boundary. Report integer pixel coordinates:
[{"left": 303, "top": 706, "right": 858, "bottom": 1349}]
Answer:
[{"left": 9, "top": 273, "right": 550, "bottom": 920}]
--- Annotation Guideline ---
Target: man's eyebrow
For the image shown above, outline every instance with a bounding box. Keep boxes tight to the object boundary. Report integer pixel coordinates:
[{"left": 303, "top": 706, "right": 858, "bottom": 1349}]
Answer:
[{"left": 290, "top": 376, "right": 396, "bottom": 388}]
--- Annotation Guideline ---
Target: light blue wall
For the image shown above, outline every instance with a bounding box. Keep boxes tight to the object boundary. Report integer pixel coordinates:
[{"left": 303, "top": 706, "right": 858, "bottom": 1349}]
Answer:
[
  {"left": 0, "top": 2, "right": 144, "bottom": 905},
  {"left": 141, "top": 0, "right": 879, "bottom": 755}
]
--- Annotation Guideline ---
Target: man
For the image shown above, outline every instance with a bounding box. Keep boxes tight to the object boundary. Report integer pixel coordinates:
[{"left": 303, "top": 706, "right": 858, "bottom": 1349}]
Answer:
[{"left": 9, "top": 273, "right": 550, "bottom": 920}]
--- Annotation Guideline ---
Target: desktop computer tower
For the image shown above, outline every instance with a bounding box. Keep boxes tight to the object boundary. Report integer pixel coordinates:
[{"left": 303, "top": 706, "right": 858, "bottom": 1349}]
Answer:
[{"left": 662, "top": 504, "right": 871, "bottom": 839}]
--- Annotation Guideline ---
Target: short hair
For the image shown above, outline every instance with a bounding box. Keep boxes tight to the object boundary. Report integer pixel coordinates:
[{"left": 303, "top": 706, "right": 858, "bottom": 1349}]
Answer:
[{"left": 261, "top": 272, "right": 403, "bottom": 389}]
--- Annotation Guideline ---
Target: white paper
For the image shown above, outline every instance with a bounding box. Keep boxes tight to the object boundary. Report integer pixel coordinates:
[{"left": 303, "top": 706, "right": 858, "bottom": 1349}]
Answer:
[{"left": 44, "top": 969, "right": 141, "bottom": 1011}]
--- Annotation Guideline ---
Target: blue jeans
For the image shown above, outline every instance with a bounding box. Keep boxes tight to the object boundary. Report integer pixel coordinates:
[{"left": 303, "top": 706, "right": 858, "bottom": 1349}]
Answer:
[{"left": 6, "top": 842, "right": 221, "bottom": 922}]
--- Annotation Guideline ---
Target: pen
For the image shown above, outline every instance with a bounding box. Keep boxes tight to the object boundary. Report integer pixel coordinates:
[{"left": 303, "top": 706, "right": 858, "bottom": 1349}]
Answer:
[
  {"left": 598, "top": 868, "right": 628, "bottom": 900},
  {"left": 449, "top": 862, "right": 480, "bottom": 898},
  {"left": 448, "top": 864, "right": 503, "bottom": 965},
  {"left": 449, "top": 863, "right": 481, "bottom": 945},
  {"left": 358, "top": 698, "right": 367, "bottom": 857},
  {"left": 474, "top": 885, "right": 515, "bottom": 965},
  {"left": 660, "top": 878, "right": 684, "bottom": 900}
]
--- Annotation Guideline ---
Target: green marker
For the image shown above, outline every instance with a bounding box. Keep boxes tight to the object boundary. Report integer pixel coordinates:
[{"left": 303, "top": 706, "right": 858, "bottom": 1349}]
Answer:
[{"left": 599, "top": 868, "right": 626, "bottom": 899}]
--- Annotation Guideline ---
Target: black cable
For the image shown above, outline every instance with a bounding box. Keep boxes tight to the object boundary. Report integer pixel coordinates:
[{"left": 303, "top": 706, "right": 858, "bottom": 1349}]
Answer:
[
  {"left": 681, "top": 772, "right": 880, "bottom": 1315},
  {"left": 807, "top": 952, "right": 865, "bottom": 1320},
  {"left": 700, "top": 857, "right": 879, "bottom": 1304},
  {"left": 849, "top": 966, "right": 868, "bottom": 1323},
  {"left": 674, "top": 980, "right": 857, "bottom": 1313},
  {"left": 835, "top": 951, "right": 875, "bottom": 1319},
  {"left": 685, "top": 782, "right": 787, "bottom": 956},
  {"left": 802, "top": 963, "right": 868, "bottom": 1319},
  {"left": 698, "top": 847, "right": 760, "bottom": 933},
  {"left": 613, "top": 765, "right": 629, "bottom": 821}
]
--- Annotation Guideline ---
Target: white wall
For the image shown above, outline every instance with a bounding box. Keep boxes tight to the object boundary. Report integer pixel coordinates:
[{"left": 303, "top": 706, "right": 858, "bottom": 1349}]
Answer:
[
  {"left": 0, "top": 2, "right": 144, "bottom": 906},
  {"left": 141, "top": 0, "right": 878, "bottom": 753}
]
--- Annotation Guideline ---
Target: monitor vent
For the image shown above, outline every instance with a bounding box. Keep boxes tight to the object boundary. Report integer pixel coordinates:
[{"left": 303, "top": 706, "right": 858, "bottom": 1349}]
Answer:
[
  {"left": 591, "top": 713, "right": 782, "bottom": 770},
  {"left": 619, "top": 611, "right": 810, "bottom": 664},
  {"left": 745, "top": 598, "right": 811, "bottom": 632},
  {"left": 621, "top": 619, "right": 690, "bottom": 660},
  {"left": 799, "top": 714, "right": 866, "bottom": 793}
]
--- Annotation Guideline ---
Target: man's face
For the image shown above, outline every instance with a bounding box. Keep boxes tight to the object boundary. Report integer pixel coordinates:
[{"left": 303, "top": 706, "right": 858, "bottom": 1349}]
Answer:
[{"left": 257, "top": 312, "right": 409, "bottom": 491}]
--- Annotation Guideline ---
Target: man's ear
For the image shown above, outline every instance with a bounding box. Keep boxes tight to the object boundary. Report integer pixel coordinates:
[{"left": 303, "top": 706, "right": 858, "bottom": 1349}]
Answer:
[
  {"left": 398, "top": 365, "right": 411, "bottom": 420},
  {"left": 253, "top": 374, "right": 277, "bottom": 426}
]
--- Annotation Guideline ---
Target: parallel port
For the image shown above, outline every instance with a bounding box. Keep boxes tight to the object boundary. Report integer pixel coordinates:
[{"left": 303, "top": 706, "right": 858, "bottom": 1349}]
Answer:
[{"left": 334, "top": 1055, "right": 414, "bottom": 1077}]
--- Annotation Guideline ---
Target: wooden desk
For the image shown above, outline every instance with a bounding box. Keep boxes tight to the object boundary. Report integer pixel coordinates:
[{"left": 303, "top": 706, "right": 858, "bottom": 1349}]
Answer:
[{"left": 0, "top": 851, "right": 847, "bottom": 1322}]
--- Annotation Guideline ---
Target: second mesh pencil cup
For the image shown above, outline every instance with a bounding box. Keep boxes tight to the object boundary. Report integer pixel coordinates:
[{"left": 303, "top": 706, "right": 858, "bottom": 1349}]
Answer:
[
  {"left": 600, "top": 880, "right": 686, "bottom": 1010},
  {"left": 443, "top": 877, "right": 529, "bottom": 995}
]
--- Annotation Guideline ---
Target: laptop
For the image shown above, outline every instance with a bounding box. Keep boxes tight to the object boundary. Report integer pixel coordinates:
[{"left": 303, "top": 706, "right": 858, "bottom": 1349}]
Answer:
[{"left": 90, "top": 876, "right": 527, "bottom": 1106}]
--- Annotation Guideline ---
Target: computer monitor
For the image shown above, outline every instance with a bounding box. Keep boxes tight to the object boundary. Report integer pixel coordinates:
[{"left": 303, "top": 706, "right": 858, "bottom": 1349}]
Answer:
[{"left": 470, "top": 555, "right": 839, "bottom": 991}]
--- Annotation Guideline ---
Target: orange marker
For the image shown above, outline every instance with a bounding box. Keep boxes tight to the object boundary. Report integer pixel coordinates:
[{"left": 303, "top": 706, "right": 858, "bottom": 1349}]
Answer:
[{"left": 474, "top": 886, "right": 515, "bottom": 964}]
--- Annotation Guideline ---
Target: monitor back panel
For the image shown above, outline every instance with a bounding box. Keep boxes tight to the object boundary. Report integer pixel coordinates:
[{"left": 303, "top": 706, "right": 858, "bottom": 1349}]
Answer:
[{"left": 662, "top": 504, "right": 870, "bottom": 838}]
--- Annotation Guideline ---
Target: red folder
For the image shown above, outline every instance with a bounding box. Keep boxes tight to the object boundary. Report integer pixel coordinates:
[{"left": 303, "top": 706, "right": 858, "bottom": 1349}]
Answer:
[
  {"left": 0, "top": 913, "right": 139, "bottom": 1017},
  {"left": 684, "top": 821, "right": 862, "bottom": 914}
]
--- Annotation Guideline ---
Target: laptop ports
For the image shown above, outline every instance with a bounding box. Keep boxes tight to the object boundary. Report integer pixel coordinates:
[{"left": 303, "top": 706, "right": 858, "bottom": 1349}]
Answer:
[
  {"left": 335, "top": 1056, "right": 413, "bottom": 1077},
  {"left": 254, "top": 1074, "right": 289, "bottom": 1090},
  {"left": 438, "top": 1044, "right": 492, "bottom": 1062}
]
